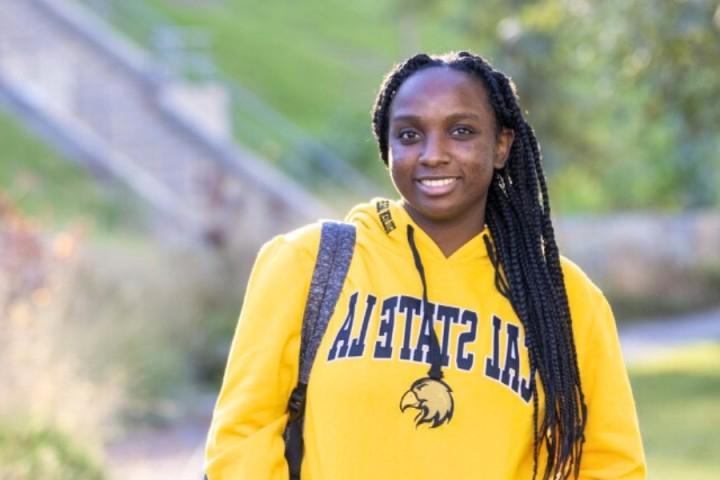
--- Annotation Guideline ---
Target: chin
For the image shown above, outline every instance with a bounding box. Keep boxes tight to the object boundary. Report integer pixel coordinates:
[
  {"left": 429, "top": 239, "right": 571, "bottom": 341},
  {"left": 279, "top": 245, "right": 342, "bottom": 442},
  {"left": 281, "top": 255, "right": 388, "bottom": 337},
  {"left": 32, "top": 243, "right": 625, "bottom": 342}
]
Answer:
[
  {"left": 403, "top": 193, "right": 486, "bottom": 226},
  {"left": 413, "top": 203, "right": 464, "bottom": 223}
]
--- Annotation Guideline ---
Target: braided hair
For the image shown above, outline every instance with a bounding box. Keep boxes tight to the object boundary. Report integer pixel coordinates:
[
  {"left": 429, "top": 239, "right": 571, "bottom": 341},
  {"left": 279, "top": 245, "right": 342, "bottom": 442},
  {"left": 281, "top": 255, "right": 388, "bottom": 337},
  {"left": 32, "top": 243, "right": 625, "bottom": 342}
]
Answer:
[{"left": 371, "top": 51, "right": 587, "bottom": 480}]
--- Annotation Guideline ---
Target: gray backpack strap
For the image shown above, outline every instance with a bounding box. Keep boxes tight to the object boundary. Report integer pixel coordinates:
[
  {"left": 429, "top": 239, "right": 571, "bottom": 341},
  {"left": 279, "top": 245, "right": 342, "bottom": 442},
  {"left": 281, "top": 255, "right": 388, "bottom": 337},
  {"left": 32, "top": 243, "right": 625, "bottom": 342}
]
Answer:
[
  {"left": 284, "top": 221, "right": 355, "bottom": 480},
  {"left": 298, "top": 221, "right": 356, "bottom": 383},
  {"left": 207, "top": 222, "right": 355, "bottom": 480}
]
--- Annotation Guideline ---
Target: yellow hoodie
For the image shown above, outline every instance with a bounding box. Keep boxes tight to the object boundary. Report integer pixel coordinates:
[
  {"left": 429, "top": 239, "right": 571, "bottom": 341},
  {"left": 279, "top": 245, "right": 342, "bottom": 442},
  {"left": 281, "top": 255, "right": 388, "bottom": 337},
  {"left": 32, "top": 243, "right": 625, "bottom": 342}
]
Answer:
[{"left": 205, "top": 198, "right": 646, "bottom": 479}]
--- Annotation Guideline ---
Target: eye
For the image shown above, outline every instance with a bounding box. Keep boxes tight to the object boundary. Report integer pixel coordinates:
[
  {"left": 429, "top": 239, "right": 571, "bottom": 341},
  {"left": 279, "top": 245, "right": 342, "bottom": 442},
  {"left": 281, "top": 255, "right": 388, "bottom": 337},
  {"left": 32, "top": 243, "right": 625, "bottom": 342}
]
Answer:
[
  {"left": 451, "top": 125, "right": 475, "bottom": 137},
  {"left": 397, "top": 129, "right": 420, "bottom": 143}
]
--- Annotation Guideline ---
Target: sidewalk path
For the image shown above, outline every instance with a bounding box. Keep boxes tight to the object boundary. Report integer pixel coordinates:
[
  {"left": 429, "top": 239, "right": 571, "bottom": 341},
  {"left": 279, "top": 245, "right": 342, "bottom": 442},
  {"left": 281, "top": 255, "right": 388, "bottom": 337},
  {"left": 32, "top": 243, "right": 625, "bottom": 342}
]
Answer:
[
  {"left": 105, "top": 398, "right": 213, "bottom": 480},
  {"left": 619, "top": 307, "right": 720, "bottom": 365}
]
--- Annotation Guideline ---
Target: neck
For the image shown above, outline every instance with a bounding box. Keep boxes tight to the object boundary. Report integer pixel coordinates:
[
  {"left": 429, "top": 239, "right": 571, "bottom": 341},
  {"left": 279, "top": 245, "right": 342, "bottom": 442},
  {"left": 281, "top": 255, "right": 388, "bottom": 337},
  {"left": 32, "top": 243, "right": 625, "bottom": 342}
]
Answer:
[{"left": 401, "top": 202, "right": 487, "bottom": 257}]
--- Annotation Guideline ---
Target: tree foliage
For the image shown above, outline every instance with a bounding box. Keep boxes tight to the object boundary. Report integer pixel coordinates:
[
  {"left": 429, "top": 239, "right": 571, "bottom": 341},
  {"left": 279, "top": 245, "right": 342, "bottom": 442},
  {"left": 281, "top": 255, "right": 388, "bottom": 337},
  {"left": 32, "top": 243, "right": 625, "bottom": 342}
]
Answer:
[
  {"left": 148, "top": 0, "right": 720, "bottom": 210},
  {"left": 440, "top": 0, "right": 720, "bottom": 210}
]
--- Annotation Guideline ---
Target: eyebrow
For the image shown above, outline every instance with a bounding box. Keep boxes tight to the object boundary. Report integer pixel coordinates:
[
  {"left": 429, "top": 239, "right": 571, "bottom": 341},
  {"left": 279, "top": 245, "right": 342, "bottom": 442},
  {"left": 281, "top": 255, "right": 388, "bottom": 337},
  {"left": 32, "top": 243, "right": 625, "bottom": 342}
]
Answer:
[{"left": 390, "top": 112, "right": 483, "bottom": 123}]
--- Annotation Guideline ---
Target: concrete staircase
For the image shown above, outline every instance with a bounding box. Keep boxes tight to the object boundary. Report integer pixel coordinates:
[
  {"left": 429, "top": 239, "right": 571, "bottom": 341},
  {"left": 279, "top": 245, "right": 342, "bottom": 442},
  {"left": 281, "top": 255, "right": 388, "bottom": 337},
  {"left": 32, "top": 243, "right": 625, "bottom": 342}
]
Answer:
[{"left": 0, "top": 0, "right": 329, "bottom": 247}]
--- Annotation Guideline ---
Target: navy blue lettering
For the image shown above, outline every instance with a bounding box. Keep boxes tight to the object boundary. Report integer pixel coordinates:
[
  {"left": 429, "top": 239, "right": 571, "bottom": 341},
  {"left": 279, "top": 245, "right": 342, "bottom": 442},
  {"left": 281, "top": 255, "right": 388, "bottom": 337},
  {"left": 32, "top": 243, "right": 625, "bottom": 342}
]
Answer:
[
  {"left": 456, "top": 310, "right": 477, "bottom": 371},
  {"left": 399, "top": 296, "right": 421, "bottom": 360},
  {"left": 412, "top": 302, "right": 437, "bottom": 364},
  {"left": 327, "top": 292, "right": 358, "bottom": 361},
  {"left": 437, "top": 305, "right": 459, "bottom": 367},
  {"left": 349, "top": 294, "right": 377, "bottom": 357},
  {"left": 519, "top": 335, "right": 533, "bottom": 402},
  {"left": 374, "top": 296, "right": 398, "bottom": 359},
  {"left": 501, "top": 323, "right": 521, "bottom": 392},
  {"left": 485, "top": 315, "right": 502, "bottom": 380}
]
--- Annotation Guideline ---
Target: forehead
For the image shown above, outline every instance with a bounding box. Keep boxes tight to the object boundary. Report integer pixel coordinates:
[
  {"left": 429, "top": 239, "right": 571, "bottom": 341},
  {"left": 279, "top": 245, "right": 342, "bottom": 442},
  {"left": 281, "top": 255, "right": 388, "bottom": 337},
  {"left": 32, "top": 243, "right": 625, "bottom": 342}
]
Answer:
[{"left": 389, "top": 66, "right": 492, "bottom": 118}]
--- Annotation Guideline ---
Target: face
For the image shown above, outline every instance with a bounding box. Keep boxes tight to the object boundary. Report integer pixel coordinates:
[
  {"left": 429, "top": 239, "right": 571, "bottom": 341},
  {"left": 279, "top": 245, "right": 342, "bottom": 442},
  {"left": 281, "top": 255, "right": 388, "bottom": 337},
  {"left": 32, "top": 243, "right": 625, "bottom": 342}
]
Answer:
[{"left": 387, "top": 67, "right": 514, "bottom": 231}]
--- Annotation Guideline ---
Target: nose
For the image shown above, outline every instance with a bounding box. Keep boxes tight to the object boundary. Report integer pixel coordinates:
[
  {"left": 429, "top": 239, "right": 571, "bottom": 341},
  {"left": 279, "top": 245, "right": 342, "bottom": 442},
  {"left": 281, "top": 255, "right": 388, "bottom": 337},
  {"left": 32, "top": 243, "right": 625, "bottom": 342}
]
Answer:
[{"left": 419, "top": 133, "right": 449, "bottom": 166}]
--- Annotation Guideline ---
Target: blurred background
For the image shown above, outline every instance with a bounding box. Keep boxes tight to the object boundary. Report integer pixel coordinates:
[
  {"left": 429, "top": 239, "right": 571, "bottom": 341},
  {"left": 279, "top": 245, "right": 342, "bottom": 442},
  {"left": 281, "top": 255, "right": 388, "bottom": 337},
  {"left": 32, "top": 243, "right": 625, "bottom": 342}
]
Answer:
[{"left": 0, "top": 0, "right": 718, "bottom": 478}]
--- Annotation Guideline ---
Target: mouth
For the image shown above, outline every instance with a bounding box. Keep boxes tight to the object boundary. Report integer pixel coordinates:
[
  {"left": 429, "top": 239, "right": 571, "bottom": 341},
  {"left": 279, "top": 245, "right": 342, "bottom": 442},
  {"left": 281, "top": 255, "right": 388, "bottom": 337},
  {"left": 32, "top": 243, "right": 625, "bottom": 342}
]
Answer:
[{"left": 415, "top": 177, "right": 459, "bottom": 196}]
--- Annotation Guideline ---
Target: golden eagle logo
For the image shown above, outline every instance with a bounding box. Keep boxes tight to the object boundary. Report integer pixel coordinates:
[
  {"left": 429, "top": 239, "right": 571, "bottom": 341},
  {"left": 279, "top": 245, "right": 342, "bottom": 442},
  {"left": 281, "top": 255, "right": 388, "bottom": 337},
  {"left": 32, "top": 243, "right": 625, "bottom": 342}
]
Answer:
[{"left": 399, "top": 377, "right": 454, "bottom": 428}]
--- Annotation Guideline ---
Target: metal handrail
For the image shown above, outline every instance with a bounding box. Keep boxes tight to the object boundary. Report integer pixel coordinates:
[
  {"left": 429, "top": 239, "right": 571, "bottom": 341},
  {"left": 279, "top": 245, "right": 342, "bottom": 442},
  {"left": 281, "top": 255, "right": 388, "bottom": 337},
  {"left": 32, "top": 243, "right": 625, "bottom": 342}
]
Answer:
[{"left": 76, "top": 0, "right": 377, "bottom": 199}]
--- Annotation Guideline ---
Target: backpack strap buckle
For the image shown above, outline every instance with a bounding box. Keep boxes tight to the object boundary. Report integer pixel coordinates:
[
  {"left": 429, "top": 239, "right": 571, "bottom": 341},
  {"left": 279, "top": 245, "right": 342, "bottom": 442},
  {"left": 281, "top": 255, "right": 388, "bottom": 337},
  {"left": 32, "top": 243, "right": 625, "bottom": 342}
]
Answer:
[{"left": 288, "top": 383, "right": 308, "bottom": 421}]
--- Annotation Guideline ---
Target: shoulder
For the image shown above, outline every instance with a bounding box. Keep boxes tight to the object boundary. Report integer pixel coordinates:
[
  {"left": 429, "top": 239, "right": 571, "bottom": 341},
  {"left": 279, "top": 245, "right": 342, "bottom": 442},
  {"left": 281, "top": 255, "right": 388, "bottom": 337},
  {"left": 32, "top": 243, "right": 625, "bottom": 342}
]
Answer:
[
  {"left": 559, "top": 256, "right": 612, "bottom": 328},
  {"left": 559, "top": 256, "right": 603, "bottom": 300},
  {"left": 255, "top": 220, "right": 358, "bottom": 274},
  {"left": 558, "top": 257, "right": 621, "bottom": 369},
  {"left": 257, "top": 222, "right": 323, "bottom": 264}
]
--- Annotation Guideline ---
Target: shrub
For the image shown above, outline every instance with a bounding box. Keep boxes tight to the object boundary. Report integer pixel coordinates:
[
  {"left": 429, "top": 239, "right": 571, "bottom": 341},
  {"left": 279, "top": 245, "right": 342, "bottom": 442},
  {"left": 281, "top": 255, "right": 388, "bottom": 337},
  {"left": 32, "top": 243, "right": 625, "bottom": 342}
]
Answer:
[{"left": 0, "top": 421, "right": 106, "bottom": 480}]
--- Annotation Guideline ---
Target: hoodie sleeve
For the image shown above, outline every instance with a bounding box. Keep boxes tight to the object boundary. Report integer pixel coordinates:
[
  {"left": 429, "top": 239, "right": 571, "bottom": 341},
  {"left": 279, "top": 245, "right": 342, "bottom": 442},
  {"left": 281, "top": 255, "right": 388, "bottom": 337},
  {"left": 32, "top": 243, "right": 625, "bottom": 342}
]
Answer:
[
  {"left": 568, "top": 267, "right": 647, "bottom": 479},
  {"left": 204, "top": 227, "right": 320, "bottom": 480}
]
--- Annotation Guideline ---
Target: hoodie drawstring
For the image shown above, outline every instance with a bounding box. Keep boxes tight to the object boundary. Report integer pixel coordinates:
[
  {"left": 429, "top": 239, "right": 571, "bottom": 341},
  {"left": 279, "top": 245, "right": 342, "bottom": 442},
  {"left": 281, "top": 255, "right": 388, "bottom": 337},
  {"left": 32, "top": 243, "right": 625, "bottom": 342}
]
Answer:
[{"left": 406, "top": 225, "right": 444, "bottom": 380}]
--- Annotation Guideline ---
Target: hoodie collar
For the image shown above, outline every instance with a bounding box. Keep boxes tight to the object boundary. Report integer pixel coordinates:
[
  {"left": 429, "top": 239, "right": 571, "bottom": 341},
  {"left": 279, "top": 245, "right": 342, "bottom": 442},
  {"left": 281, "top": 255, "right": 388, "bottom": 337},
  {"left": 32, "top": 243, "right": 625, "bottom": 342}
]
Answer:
[{"left": 346, "top": 198, "right": 490, "bottom": 263}]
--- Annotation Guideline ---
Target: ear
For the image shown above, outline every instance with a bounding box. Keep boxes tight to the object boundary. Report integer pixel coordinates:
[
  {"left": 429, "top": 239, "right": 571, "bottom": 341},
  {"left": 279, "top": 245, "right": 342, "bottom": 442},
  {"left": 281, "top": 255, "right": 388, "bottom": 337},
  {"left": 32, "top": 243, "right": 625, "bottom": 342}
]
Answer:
[{"left": 493, "top": 127, "right": 514, "bottom": 169}]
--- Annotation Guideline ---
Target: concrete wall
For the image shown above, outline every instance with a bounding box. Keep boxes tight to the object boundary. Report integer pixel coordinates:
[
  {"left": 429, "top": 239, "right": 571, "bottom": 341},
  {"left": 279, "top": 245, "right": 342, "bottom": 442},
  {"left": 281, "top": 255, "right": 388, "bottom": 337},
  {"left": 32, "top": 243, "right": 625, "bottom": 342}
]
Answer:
[
  {"left": 556, "top": 213, "right": 720, "bottom": 307},
  {"left": 0, "top": 0, "right": 329, "bottom": 248}
]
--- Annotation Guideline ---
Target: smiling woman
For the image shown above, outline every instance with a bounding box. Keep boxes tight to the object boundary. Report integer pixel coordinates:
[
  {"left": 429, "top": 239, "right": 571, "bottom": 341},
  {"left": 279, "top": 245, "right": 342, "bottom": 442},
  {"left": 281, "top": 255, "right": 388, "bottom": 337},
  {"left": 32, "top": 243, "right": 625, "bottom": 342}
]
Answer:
[
  {"left": 204, "top": 51, "right": 646, "bottom": 480},
  {"left": 386, "top": 66, "right": 514, "bottom": 256}
]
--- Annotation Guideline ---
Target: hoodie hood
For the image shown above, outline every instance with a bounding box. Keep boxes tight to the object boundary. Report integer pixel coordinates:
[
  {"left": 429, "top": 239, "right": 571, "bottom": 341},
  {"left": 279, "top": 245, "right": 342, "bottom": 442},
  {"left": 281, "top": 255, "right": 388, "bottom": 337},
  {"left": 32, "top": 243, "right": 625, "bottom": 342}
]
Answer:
[
  {"left": 345, "top": 198, "right": 495, "bottom": 382},
  {"left": 345, "top": 197, "right": 490, "bottom": 263}
]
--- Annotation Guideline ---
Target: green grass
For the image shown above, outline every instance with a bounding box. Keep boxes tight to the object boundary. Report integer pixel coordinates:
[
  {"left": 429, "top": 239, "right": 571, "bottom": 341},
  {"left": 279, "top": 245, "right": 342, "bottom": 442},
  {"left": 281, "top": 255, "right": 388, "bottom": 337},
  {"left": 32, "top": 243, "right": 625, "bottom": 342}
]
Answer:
[
  {"left": 140, "top": 0, "right": 478, "bottom": 182},
  {"left": 148, "top": 0, "right": 471, "bottom": 132},
  {"left": 0, "top": 420, "right": 106, "bottom": 480},
  {"left": 0, "top": 109, "right": 139, "bottom": 232},
  {"left": 629, "top": 344, "right": 720, "bottom": 479}
]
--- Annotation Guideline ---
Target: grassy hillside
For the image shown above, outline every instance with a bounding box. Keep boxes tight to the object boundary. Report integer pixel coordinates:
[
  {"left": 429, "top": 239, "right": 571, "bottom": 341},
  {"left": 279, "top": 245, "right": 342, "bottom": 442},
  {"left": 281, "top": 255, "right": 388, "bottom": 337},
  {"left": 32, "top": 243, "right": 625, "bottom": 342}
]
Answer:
[
  {"left": 0, "top": 109, "right": 138, "bottom": 232},
  {"left": 144, "top": 0, "right": 479, "bottom": 182},
  {"left": 149, "top": 0, "right": 471, "bottom": 130},
  {"left": 104, "top": 0, "right": 719, "bottom": 212}
]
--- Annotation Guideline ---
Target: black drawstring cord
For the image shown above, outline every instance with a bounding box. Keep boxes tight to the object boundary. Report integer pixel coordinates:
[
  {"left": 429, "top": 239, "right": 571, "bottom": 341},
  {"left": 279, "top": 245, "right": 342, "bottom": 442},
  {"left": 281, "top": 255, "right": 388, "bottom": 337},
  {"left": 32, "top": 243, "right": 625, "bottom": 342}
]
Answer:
[{"left": 406, "top": 225, "right": 444, "bottom": 380}]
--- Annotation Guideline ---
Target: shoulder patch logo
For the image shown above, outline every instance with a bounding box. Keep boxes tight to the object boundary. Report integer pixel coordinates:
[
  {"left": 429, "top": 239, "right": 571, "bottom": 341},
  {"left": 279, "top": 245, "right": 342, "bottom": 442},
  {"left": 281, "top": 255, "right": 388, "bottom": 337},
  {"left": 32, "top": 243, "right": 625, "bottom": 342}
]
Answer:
[
  {"left": 376, "top": 200, "right": 396, "bottom": 234},
  {"left": 399, "top": 377, "right": 454, "bottom": 428}
]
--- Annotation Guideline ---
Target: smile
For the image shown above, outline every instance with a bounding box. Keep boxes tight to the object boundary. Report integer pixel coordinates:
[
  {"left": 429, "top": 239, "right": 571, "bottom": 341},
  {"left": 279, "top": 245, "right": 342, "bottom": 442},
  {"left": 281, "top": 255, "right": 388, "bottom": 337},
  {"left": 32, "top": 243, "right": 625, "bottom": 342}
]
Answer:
[
  {"left": 416, "top": 177, "right": 459, "bottom": 196},
  {"left": 419, "top": 178, "right": 456, "bottom": 187}
]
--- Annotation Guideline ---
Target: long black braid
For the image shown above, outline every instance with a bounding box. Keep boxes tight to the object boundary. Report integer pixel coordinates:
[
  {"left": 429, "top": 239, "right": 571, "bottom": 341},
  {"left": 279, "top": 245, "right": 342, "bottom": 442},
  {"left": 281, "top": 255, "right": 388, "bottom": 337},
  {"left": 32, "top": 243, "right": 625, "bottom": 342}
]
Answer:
[{"left": 371, "top": 51, "right": 587, "bottom": 480}]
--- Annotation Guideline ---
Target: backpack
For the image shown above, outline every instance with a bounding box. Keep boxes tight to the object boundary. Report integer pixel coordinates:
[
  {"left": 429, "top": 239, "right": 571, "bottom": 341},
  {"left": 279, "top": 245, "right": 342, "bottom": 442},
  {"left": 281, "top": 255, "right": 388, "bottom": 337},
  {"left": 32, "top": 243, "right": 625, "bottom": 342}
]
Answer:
[
  {"left": 283, "top": 221, "right": 356, "bottom": 479},
  {"left": 203, "top": 221, "right": 355, "bottom": 480}
]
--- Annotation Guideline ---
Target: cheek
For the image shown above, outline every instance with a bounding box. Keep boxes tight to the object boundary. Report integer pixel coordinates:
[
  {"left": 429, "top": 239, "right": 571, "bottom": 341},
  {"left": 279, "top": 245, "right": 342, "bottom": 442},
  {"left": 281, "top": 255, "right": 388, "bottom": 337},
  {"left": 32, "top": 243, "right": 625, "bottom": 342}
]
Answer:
[
  {"left": 388, "top": 140, "right": 410, "bottom": 162},
  {"left": 388, "top": 160, "right": 416, "bottom": 200},
  {"left": 462, "top": 145, "right": 497, "bottom": 187},
  {"left": 388, "top": 147, "right": 412, "bottom": 179},
  {"left": 389, "top": 161, "right": 410, "bottom": 190}
]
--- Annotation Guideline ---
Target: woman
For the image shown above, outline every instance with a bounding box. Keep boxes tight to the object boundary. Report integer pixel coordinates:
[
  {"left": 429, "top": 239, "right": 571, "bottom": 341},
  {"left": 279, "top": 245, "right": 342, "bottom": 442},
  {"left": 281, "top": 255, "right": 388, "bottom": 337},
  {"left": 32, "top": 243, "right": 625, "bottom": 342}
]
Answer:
[{"left": 204, "top": 51, "right": 646, "bottom": 479}]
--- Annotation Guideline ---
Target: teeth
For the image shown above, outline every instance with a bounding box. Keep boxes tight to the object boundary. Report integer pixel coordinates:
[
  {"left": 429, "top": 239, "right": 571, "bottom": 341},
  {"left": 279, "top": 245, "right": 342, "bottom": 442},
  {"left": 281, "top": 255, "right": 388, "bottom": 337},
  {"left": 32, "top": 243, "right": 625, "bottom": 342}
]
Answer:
[{"left": 420, "top": 178, "right": 455, "bottom": 187}]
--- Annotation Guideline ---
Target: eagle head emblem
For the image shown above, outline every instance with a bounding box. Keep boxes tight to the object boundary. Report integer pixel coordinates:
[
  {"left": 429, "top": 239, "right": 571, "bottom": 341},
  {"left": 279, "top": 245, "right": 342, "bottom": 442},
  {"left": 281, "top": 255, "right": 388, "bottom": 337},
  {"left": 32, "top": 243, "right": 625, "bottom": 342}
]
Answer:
[{"left": 399, "top": 377, "right": 454, "bottom": 428}]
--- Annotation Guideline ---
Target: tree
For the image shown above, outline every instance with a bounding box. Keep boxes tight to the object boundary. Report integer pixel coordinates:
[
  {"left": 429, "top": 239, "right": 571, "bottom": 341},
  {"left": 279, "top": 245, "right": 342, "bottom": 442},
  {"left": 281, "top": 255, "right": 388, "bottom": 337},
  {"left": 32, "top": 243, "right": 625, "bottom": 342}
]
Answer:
[{"left": 447, "top": 0, "right": 720, "bottom": 210}]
